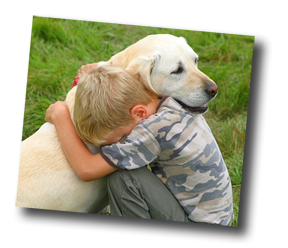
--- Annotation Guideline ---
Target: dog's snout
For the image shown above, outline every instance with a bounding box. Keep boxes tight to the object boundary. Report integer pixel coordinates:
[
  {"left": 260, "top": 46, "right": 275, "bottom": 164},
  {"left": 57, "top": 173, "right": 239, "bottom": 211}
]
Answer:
[{"left": 205, "top": 83, "right": 218, "bottom": 97}]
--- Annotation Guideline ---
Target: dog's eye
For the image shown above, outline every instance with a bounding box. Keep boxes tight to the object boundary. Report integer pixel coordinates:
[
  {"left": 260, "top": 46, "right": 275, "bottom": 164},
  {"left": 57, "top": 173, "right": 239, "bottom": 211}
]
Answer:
[
  {"left": 171, "top": 66, "right": 184, "bottom": 75},
  {"left": 194, "top": 58, "right": 198, "bottom": 64}
]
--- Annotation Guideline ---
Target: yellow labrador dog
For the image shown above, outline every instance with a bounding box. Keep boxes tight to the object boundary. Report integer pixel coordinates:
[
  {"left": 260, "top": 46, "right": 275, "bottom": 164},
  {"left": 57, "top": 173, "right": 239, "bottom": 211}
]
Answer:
[{"left": 16, "top": 34, "right": 218, "bottom": 213}]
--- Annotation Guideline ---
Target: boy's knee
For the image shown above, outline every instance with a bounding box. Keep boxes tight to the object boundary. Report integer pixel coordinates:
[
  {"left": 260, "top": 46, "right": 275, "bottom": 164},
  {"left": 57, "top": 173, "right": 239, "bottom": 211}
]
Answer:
[
  {"left": 108, "top": 170, "right": 131, "bottom": 191},
  {"left": 108, "top": 167, "right": 152, "bottom": 193}
]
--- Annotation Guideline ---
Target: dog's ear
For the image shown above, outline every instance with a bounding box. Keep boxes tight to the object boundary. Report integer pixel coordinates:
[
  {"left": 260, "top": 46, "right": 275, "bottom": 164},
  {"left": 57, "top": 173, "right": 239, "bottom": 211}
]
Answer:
[{"left": 125, "top": 53, "right": 160, "bottom": 96}]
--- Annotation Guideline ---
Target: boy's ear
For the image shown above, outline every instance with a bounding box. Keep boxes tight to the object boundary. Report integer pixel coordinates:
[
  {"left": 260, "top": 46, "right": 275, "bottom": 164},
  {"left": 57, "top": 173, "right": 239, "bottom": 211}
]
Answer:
[{"left": 131, "top": 105, "right": 148, "bottom": 119}]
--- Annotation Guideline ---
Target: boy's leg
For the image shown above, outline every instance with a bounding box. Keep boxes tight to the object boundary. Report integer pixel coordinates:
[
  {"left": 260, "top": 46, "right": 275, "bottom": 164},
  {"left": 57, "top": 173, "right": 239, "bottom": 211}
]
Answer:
[{"left": 108, "top": 167, "right": 190, "bottom": 222}]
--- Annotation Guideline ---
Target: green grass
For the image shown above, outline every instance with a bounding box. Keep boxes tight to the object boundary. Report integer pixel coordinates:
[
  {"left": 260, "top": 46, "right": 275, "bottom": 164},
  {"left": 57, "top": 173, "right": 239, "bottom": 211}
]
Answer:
[{"left": 23, "top": 16, "right": 254, "bottom": 227}]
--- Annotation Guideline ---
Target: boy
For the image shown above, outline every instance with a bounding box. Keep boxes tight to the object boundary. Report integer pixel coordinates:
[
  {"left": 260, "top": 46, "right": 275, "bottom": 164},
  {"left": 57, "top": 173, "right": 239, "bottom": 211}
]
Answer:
[{"left": 45, "top": 65, "right": 233, "bottom": 225}]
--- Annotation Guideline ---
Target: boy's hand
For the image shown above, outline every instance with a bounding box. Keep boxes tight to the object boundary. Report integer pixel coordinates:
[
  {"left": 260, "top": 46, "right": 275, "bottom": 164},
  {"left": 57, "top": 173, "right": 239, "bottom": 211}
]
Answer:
[
  {"left": 78, "top": 63, "right": 98, "bottom": 76},
  {"left": 45, "top": 101, "right": 69, "bottom": 124}
]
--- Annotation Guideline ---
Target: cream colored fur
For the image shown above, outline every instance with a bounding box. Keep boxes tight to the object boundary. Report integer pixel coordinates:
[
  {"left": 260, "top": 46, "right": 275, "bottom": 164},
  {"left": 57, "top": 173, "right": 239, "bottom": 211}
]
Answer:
[
  {"left": 16, "top": 34, "right": 217, "bottom": 213},
  {"left": 16, "top": 87, "right": 108, "bottom": 212}
]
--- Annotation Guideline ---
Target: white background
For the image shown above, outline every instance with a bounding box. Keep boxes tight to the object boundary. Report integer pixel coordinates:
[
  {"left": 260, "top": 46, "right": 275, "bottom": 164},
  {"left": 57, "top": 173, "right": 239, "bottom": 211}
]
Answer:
[{"left": 0, "top": 0, "right": 288, "bottom": 247}]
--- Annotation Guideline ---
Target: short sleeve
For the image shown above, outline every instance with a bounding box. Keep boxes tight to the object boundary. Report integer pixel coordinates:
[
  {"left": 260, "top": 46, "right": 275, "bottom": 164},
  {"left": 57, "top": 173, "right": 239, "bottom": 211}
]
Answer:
[{"left": 100, "top": 124, "right": 161, "bottom": 170}]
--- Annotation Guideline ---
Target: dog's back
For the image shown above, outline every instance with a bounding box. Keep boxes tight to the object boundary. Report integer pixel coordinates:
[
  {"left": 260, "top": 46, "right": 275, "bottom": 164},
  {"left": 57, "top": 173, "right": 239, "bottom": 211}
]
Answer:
[{"left": 16, "top": 88, "right": 108, "bottom": 213}]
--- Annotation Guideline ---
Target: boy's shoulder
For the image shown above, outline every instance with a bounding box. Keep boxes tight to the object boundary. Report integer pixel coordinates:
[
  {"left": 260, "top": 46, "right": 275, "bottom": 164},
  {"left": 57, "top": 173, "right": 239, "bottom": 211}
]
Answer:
[
  {"left": 152, "top": 96, "right": 199, "bottom": 122},
  {"left": 140, "top": 96, "right": 181, "bottom": 128},
  {"left": 156, "top": 96, "right": 185, "bottom": 113},
  {"left": 140, "top": 96, "right": 198, "bottom": 134}
]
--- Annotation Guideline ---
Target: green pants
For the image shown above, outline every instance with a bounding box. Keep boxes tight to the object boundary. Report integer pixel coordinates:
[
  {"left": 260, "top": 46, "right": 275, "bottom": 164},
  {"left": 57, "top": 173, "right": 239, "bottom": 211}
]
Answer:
[{"left": 108, "top": 167, "right": 191, "bottom": 222}]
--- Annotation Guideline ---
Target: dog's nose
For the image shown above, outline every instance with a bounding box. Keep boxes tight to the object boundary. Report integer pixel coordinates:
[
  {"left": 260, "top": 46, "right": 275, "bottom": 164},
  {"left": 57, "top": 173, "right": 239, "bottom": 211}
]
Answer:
[{"left": 205, "top": 83, "right": 218, "bottom": 97}]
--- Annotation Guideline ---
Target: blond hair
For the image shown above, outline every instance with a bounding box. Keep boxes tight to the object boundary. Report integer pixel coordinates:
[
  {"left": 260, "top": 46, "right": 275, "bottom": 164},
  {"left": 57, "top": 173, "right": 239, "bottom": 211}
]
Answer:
[{"left": 74, "top": 65, "right": 156, "bottom": 145}]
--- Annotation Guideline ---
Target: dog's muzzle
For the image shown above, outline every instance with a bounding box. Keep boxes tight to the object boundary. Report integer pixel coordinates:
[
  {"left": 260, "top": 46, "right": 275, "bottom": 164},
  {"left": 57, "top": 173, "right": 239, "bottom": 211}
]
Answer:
[{"left": 176, "top": 82, "right": 218, "bottom": 114}]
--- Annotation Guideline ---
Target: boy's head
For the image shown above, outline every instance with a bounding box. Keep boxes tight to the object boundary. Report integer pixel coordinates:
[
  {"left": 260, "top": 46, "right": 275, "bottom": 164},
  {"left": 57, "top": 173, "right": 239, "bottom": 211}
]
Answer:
[{"left": 74, "top": 65, "right": 157, "bottom": 146}]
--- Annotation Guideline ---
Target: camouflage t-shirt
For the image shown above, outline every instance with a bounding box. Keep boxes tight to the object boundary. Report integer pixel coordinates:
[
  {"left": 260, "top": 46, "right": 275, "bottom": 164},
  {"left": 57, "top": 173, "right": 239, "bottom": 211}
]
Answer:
[{"left": 101, "top": 96, "right": 234, "bottom": 225}]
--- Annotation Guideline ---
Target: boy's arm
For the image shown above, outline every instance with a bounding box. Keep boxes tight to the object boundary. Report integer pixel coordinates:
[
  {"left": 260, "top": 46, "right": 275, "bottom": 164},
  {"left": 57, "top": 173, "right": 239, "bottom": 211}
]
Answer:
[{"left": 45, "top": 101, "right": 117, "bottom": 182}]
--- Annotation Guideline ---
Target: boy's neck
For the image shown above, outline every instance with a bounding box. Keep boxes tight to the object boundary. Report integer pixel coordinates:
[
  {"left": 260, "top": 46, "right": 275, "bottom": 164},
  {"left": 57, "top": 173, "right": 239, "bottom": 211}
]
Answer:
[{"left": 146, "top": 98, "right": 162, "bottom": 117}]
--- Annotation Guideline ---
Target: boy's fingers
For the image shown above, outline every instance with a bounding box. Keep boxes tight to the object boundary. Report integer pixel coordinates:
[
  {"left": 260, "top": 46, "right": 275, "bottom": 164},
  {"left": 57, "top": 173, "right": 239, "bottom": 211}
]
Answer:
[{"left": 78, "top": 63, "right": 99, "bottom": 76}]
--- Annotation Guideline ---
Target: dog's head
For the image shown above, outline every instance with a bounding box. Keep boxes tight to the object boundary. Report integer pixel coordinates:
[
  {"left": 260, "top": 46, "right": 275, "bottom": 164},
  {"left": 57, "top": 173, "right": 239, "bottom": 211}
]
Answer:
[{"left": 110, "top": 34, "right": 218, "bottom": 113}]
